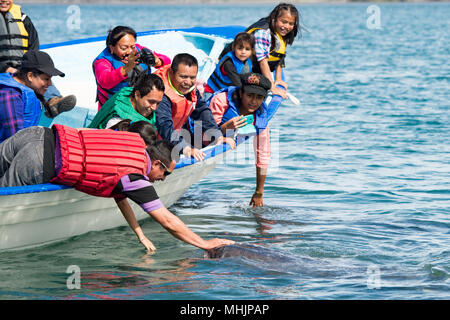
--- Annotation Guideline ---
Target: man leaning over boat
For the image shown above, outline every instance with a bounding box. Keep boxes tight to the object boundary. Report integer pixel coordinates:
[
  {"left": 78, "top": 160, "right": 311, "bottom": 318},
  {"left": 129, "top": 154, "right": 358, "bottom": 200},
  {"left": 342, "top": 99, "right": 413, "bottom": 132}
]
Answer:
[
  {"left": 0, "top": 121, "right": 235, "bottom": 252},
  {"left": 0, "top": 0, "right": 76, "bottom": 117},
  {"left": 154, "top": 53, "right": 236, "bottom": 161}
]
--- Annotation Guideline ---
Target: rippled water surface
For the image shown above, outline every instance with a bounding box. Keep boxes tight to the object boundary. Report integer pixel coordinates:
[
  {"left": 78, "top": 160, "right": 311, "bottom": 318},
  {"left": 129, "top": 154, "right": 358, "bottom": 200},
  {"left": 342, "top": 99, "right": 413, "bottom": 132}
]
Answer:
[{"left": 0, "top": 3, "right": 449, "bottom": 300}]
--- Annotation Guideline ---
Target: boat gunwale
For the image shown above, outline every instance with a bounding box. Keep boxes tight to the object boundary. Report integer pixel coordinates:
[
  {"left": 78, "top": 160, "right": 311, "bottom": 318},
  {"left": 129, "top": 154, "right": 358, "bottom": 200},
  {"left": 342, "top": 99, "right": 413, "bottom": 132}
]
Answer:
[{"left": 40, "top": 25, "right": 245, "bottom": 49}]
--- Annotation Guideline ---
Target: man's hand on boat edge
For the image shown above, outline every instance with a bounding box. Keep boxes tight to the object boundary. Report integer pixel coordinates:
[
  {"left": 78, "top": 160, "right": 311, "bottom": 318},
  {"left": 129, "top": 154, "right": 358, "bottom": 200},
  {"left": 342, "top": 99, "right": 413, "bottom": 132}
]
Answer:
[
  {"left": 183, "top": 146, "right": 206, "bottom": 161},
  {"left": 182, "top": 136, "right": 236, "bottom": 161}
]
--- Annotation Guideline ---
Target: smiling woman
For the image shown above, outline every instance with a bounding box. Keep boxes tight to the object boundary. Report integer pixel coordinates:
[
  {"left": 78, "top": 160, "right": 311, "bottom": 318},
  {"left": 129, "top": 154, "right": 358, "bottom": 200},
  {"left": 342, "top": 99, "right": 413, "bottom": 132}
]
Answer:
[
  {"left": 93, "top": 25, "right": 171, "bottom": 109},
  {"left": 0, "top": 50, "right": 66, "bottom": 143}
]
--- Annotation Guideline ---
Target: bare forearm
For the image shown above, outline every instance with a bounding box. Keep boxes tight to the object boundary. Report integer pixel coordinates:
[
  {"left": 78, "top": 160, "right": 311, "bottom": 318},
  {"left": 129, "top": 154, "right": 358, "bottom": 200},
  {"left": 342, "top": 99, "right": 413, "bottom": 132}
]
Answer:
[
  {"left": 149, "top": 207, "right": 209, "bottom": 249},
  {"left": 275, "top": 64, "right": 283, "bottom": 83},
  {"left": 256, "top": 166, "right": 267, "bottom": 194},
  {"left": 258, "top": 58, "right": 274, "bottom": 84},
  {"left": 116, "top": 198, "right": 145, "bottom": 240}
]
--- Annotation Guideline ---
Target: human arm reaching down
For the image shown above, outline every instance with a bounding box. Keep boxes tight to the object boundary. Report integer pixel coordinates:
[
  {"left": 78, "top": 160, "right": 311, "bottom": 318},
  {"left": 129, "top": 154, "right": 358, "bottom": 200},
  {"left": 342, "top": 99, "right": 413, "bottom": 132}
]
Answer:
[
  {"left": 114, "top": 174, "right": 234, "bottom": 251},
  {"left": 249, "top": 126, "right": 271, "bottom": 207},
  {"left": 116, "top": 198, "right": 234, "bottom": 251}
]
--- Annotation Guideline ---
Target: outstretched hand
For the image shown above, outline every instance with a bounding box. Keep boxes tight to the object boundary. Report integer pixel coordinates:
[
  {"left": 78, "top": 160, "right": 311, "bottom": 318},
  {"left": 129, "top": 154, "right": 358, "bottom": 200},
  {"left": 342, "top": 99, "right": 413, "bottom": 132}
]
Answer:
[
  {"left": 249, "top": 192, "right": 264, "bottom": 208},
  {"left": 202, "top": 238, "right": 235, "bottom": 250},
  {"left": 140, "top": 236, "right": 156, "bottom": 252},
  {"left": 183, "top": 146, "right": 206, "bottom": 161},
  {"left": 275, "top": 79, "right": 288, "bottom": 90}
]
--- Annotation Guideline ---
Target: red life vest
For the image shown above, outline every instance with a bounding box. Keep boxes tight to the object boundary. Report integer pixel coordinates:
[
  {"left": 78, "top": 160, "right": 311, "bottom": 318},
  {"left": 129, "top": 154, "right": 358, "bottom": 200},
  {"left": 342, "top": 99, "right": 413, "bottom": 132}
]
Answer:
[
  {"left": 153, "top": 64, "right": 197, "bottom": 131},
  {"left": 51, "top": 124, "right": 149, "bottom": 198}
]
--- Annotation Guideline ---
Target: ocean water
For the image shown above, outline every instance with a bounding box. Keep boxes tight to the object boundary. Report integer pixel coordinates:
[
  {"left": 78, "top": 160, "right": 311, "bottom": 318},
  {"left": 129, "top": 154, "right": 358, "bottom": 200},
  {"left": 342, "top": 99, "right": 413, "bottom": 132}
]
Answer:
[{"left": 0, "top": 3, "right": 449, "bottom": 300}]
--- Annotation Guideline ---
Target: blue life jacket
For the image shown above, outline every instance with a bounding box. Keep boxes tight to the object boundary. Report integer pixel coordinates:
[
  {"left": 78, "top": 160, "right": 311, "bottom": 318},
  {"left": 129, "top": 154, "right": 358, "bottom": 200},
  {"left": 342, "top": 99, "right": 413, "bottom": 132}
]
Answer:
[
  {"left": 0, "top": 73, "right": 41, "bottom": 141},
  {"left": 92, "top": 46, "right": 150, "bottom": 103},
  {"left": 207, "top": 51, "right": 252, "bottom": 92},
  {"left": 208, "top": 86, "right": 269, "bottom": 136}
]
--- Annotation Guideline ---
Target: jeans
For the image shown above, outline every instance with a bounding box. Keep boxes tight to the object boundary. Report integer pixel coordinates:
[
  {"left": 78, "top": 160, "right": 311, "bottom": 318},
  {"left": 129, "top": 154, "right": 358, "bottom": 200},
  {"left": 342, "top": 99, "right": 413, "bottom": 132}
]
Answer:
[{"left": 0, "top": 126, "right": 47, "bottom": 187}]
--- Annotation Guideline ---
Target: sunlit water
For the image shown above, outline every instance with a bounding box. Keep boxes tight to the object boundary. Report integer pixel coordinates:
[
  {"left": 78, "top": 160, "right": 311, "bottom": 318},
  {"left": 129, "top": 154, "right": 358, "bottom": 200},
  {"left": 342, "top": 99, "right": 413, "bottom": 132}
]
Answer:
[{"left": 0, "top": 3, "right": 448, "bottom": 300}]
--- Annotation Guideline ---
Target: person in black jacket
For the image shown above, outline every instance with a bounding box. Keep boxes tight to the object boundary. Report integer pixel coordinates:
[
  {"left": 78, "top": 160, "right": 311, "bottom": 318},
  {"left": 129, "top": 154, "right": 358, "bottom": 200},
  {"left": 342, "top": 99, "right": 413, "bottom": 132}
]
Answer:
[{"left": 0, "top": 0, "right": 76, "bottom": 118}]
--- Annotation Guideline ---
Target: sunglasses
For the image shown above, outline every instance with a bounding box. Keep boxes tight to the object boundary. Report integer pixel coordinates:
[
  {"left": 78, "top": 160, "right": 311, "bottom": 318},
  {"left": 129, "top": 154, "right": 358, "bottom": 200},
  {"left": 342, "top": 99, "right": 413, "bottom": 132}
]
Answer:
[{"left": 159, "top": 161, "right": 172, "bottom": 176}]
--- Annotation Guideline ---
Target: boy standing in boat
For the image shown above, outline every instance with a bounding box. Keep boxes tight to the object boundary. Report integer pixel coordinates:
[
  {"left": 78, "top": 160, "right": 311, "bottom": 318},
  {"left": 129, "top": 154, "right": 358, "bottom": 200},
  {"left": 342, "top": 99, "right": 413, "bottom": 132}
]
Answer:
[{"left": 154, "top": 53, "right": 235, "bottom": 161}]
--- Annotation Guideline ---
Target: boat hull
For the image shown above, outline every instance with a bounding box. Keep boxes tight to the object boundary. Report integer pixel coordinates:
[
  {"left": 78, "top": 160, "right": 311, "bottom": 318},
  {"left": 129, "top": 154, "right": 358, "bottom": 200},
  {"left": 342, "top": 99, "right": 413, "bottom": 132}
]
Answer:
[{"left": 0, "top": 151, "right": 224, "bottom": 251}]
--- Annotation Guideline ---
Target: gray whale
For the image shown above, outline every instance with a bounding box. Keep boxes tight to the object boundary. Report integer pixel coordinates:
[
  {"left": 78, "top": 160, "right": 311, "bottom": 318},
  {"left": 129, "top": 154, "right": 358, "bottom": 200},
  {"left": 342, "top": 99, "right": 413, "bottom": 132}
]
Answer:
[
  {"left": 206, "top": 244, "right": 294, "bottom": 263},
  {"left": 205, "top": 243, "right": 366, "bottom": 278}
]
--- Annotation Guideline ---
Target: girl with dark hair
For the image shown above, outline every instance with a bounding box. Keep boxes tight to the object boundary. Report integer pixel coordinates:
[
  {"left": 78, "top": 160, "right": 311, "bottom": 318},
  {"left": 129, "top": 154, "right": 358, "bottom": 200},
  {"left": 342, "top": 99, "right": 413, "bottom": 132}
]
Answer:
[
  {"left": 244, "top": 3, "right": 301, "bottom": 98},
  {"left": 92, "top": 25, "right": 171, "bottom": 109},
  {"left": 204, "top": 32, "right": 255, "bottom": 100},
  {"left": 0, "top": 124, "right": 234, "bottom": 252}
]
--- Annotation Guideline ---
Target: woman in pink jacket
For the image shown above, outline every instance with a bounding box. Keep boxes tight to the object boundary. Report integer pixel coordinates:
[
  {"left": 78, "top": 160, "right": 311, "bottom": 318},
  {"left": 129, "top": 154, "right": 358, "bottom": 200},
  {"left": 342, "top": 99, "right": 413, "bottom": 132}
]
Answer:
[
  {"left": 93, "top": 26, "right": 171, "bottom": 109},
  {"left": 208, "top": 73, "right": 273, "bottom": 207}
]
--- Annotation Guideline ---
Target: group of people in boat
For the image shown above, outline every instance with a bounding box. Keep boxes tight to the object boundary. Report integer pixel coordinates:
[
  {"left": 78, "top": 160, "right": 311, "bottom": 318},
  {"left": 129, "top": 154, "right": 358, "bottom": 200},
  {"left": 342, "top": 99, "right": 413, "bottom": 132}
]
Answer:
[{"left": 0, "top": 1, "right": 301, "bottom": 252}]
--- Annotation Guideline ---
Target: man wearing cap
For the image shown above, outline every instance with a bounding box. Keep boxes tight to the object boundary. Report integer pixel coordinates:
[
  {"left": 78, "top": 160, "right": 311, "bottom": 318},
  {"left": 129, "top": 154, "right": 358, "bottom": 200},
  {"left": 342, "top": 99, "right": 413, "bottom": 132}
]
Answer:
[
  {"left": 207, "top": 72, "right": 273, "bottom": 207},
  {"left": 0, "top": 0, "right": 75, "bottom": 113},
  {"left": 0, "top": 50, "right": 71, "bottom": 143}
]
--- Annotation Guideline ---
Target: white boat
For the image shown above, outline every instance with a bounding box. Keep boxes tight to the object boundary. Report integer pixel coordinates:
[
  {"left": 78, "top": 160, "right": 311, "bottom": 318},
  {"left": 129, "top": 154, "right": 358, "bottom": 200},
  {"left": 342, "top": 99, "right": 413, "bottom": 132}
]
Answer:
[{"left": 0, "top": 26, "right": 285, "bottom": 251}]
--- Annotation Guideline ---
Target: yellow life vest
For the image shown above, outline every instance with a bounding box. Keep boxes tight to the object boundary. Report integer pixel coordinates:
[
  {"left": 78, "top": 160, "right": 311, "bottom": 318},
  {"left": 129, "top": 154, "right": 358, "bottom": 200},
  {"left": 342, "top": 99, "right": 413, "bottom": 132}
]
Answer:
[
  {"left": 246, "top": 18, "right": 287, "bottom": 70},
  {"left": 0, "top": 4, "right": 29, "bottom": 68}
]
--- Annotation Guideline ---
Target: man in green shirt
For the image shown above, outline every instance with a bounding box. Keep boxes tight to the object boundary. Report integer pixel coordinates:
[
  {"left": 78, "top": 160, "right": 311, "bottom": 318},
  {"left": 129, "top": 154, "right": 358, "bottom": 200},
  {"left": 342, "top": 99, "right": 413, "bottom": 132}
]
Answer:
[{"left": 89, "top": 73, "right": 164, "bottom": 129}]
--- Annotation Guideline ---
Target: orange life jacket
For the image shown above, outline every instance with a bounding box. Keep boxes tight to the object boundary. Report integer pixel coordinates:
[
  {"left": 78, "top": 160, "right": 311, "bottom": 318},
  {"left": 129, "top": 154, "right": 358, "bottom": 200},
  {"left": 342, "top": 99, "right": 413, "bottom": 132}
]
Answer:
[
  {"left": 51, "top": 124, "right": 149, "bottom": 197},
  {"left": 153, "top": 64, "right": 197, "bottom": 131}
]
